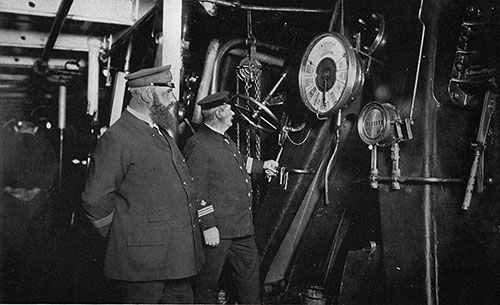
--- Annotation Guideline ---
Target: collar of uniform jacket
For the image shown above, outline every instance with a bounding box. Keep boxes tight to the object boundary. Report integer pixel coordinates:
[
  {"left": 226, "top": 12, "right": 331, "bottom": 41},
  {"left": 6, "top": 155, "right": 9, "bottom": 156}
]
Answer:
[{"left": 126, "top": 106, "right": 160, "bottom": 130}]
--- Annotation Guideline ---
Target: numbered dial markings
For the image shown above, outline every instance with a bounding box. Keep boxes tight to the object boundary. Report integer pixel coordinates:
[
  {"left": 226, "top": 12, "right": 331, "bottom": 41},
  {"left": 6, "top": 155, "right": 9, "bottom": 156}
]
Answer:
[{"left": 299, "top": 33, "right": 364, "bottom": 116}]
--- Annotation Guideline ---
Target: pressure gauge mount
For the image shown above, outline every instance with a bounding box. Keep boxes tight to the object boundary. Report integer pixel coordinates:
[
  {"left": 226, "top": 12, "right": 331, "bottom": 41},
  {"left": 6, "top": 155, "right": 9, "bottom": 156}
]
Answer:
[
  {"left": 298, "top": 32, "right": 364, "bottom": 117},
  {"left": 358, "top": 102, "right": 401, "bottom": 147}
]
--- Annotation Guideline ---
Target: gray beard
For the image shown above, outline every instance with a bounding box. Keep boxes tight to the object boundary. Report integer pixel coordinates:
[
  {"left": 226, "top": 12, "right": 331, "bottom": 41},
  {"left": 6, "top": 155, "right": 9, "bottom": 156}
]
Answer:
[{"left": 150, "top": 96, "right": 179, "bottom": 132}]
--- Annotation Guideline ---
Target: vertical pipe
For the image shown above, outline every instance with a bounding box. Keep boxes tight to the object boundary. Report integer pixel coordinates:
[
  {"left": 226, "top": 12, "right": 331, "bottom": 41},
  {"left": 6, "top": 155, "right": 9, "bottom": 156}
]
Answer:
[
  {"left": 58, "top": 85, "right": 67, "bottom": 189},
  {"left": 163, "top": 0, "right": 182, "bottom": 101},
  {"left": 210, "top": 38, "right": 245, "bottom": 93},
  {"left": 193, "top": 39, "right": 220, "bottom": 124},
  {"left": 419, "top": 0, "right": 439, "bottom": 303},
  {"left": 154, "top": 33, "right": 163, "bottom": 68},
  {"left": 163, "top": 0, "right": 182, "bottom": 141},
  {"left": 87, "top": 37, "right": 101, "bottom": 118},
  {"left": 124, "top": 36, "right": 134, "bottom": 74}
]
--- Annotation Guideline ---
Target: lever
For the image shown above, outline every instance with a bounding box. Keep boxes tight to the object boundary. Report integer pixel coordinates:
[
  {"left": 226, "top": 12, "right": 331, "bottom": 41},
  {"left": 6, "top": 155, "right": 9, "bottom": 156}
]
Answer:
[{"left": 462, "top": 89, "right": 497, "bottom": 210}]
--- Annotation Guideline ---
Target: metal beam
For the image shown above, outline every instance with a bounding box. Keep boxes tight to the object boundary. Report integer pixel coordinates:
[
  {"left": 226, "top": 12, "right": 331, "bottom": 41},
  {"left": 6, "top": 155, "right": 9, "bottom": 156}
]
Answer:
[
  {"left": 0, "top": 55, "right": 86, "bottom": 69},
  {"left": 0, "top": 73, "right": 31, "bottom": 82},
  {"left": 0, "top": 29, "right": 99, "bottom": 52},
  {"left": 0, "top": 0, "right": 143, "bottom": 25}
]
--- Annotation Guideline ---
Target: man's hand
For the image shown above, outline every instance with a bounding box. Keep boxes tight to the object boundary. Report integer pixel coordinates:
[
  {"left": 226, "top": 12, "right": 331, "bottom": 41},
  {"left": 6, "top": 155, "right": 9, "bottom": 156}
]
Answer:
[
  {"left": 263, "top": 159, "right": 279, "bottom": 177},
  {"left": 203, "top": 227, "right": 220, "bottom": 247}
]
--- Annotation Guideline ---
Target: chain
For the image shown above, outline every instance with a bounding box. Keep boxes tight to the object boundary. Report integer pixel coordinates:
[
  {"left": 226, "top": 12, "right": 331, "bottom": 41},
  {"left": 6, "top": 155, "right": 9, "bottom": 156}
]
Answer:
[
  {"left": 244, "top": 77, "right": 252, "bottom": 157},
  {"left": 287, "top": 128, "right": 312, "bottom": 146},
  {"left": 236, "top": 73, "right": 241, "bottom": 152},
  {"left": 255, "top": 72, "right": 262, "bottom": 160}
]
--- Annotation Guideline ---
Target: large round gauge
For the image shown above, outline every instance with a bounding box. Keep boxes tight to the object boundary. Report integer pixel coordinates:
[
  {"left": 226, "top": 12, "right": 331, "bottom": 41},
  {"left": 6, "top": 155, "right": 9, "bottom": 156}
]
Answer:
[{"left": 298, "top": 32, "right": 364, "bottom": 117}]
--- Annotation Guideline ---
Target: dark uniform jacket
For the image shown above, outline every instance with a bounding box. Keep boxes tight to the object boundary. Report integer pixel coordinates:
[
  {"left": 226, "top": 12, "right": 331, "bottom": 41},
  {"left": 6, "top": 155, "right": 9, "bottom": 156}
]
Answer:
[
  {"left": 82, "top": 110, "right": 204, "bottom": 281},
  {"left": 183, "top": 124, "right": 263, "bottom": 239}
]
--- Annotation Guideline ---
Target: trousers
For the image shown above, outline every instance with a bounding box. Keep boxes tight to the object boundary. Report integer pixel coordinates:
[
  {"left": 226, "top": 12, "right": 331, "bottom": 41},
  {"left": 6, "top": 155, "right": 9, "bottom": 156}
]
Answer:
[
  {"left": 194, "top": 236, "right": 260, "bottom": 304},
  {"left": 118, "top": 277, "right": 194, "bottom": 304}
]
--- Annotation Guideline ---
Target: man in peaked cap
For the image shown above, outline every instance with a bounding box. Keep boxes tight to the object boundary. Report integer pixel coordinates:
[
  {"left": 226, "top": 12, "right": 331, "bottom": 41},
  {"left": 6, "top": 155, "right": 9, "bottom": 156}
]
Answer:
[
  {"left": 82, "top": 65, "right": 206, "bottom": 303},
  {"left": 184, "top": 91, "right": 279, "bottom": 304},
  {"left": 197, "top": 91, "right": 232, "bottom": 110}
]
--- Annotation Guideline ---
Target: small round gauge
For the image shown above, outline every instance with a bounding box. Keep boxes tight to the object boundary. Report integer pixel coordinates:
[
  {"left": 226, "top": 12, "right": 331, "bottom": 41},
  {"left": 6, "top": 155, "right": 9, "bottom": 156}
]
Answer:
[
  {"left": 298, "top": 32, "right": 364, "bottom": 117},
  {"left": 357, "top": 102, "right": 401, "bottom": 146}
]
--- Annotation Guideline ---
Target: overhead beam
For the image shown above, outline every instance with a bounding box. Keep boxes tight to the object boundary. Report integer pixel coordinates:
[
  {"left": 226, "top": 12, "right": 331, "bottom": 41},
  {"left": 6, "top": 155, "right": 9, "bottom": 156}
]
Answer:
[
  {"left": 0, "top": 29, "right": 99, "bottom": 52},
  {"left": 0, "top": 73, "right": 31, "bottom": 82},
  {"left": 0, "top": 0, "right": 150, "bottom": 25},
  {"left": 0, "top": 55, "right": 86, "bottom": 70}
]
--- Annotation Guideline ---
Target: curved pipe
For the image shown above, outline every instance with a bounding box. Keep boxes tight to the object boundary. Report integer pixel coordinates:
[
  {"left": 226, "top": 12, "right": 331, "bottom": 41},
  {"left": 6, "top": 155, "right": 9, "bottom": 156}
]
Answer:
[
  {"left": 210, "top": 39, "right": 287, "bottom": 93},
  {"left": 192, "top": 39, "right": 221, "bottom": 124},
  {"left": 228, "top": 49, "right": 284, "bottom": 67},
  {"left": 325, "top": 112, "right": 356, "bottom": 205}
]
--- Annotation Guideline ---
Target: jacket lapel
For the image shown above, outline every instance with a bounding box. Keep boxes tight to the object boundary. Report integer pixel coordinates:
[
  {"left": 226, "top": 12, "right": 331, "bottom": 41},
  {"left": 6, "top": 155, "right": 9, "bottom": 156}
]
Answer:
[
  {"left": 201, "top": 125, "right": 235, "bottom": 154},
  {"left": 121, "top": 111, "right": 170, "bottom": 151}
]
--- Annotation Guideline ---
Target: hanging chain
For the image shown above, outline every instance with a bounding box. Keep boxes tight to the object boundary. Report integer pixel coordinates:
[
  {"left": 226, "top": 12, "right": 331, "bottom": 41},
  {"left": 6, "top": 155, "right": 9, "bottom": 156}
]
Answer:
[
  {"left": 244, "top": 77, "right": 252, "bottom": 157},
  {"left": 236, "top": 73, "right": 241, "bottom": 152},
  {"left": 287, "top": 128, "right": 312, "bottom": 146},
  {"left": 254, "top": 72, "right": 262, "bottom": 160}
]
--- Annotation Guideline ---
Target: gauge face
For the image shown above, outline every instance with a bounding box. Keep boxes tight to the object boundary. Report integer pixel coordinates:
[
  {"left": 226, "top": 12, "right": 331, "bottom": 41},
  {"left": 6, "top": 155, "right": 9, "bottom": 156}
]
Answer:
[
  {"left": 299, "top": 32, "right": 364, "bottom": 117},
  {"left": 357, "top": 102, "right": 400, "bottom": 146}
]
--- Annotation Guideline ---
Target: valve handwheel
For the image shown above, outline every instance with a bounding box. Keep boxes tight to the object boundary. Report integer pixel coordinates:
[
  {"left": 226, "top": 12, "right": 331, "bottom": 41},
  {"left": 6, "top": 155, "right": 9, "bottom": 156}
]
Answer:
[{"left": 232, "top": 94, "right": 279, "bottom": 133}]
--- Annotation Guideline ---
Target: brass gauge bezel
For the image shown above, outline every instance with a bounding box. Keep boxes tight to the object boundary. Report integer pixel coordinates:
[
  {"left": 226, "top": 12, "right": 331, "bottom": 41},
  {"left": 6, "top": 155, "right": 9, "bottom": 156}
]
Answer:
[
  {"left": 298, "top": 32, "right": 364, "bottom": 117},
  {"left": 357, "top": 102, "right": 401, "bottom": 146}
]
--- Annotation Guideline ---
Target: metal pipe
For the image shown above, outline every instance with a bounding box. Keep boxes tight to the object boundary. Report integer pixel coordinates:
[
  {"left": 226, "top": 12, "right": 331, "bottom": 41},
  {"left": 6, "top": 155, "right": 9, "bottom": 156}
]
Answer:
[
  {"left": 328, "top": 0, "right": 342, "bottom": 32},
  {"left": 41, "top": 0, "right": 74, "bottom": 61},
  {"left": 373, "top": 175, "right": 495, "bottom": 185},
  {"left": 264, "top": 116, "right": 353, "bottom": 285},
  {"left": 203, "top": 0, "right": 332, "bottom": 13},
  {"left": 210, "top": 38, "right": 287, "bottom": 93},
  {"left": 58, "top": 85, "right": 67, "bottom": 189},
  {"left": 87, "top": 37, "right": 101, "bottom": 117},
  {"left": 100, "top": 3, "right": 159, "bottom": 60},
  {"left": 193, "top": 39, "right": 221, "bottom": 124},
  {"left": 228, "top": 49, "right": 284, "bottom": 67},
  {"left": 124, "top": 36, "right": 134, "bottom": 73}
]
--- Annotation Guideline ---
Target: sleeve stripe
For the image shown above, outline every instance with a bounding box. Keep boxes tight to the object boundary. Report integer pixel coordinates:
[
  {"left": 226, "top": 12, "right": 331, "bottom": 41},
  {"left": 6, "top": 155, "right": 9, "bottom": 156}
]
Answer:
[
  {"left": 89, "top": 211, "right": 114, "bottom": 228},
  {"left": 198, "top": 205, "right": 214, "bottom": 217}
]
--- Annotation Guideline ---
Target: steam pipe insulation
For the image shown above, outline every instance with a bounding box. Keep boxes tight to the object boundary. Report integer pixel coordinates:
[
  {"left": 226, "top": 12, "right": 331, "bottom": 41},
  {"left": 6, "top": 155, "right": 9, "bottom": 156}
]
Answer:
[
  {"left": 58, "top": 85, "right": 67, "bottom": 189},
  {"left": 87, "top": 37, "right": 101, "bottom": 118},
  {"left": 210, "top": 38, "right": 287, "bottom": 93},
  {"left": 192, "top": 39, "right": 221, "bottom": 124},
  {"left": 228, "top": 49, "right": 285, "bottom": 67}
]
